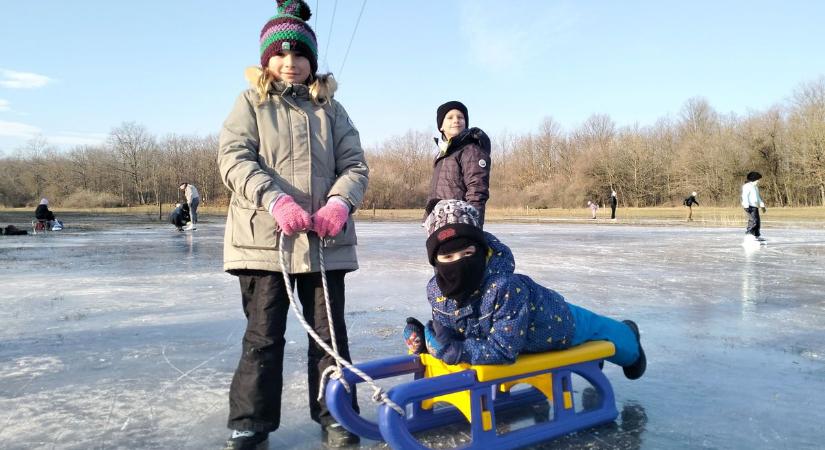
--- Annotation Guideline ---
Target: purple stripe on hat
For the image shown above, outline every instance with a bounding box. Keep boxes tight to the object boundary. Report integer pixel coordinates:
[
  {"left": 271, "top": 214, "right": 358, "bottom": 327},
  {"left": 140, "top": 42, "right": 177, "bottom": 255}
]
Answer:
[
  {"left": 260, "top": 24, "right": 314, "bottom": 44},
  {"left": 261, "top": 18, "right": 316, "bottom": 44}
]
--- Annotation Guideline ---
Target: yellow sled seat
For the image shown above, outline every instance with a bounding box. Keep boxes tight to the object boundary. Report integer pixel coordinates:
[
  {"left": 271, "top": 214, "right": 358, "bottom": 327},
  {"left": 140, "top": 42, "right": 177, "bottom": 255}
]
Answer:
[{"left": 419, "top": 340, "right": 615, "bottom": 431}]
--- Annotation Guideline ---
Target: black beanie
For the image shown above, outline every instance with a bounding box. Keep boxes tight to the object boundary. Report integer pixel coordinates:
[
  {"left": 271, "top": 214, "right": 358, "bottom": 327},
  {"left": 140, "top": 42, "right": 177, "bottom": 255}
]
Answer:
[
  {"left": 746, "top": 171, "right": 762, "bottom": 182},
  {"left": 424, "top": 200, "right": 486, "bottom": 265},
  {"left": 436, "top": 101, "right": 469, "bottom": 133},
  {"left": 426, "top": 224, "right": 486, "bottom": 266}
]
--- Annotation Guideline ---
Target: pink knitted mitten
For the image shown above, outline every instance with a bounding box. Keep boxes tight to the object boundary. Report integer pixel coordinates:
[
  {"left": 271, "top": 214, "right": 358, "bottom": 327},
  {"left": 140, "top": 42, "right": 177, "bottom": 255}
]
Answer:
[
  {"left": 269, "top": 195, "right": 311, "bottom": 236},
  {"left": 312, "top": 198, "right": 349, "bottom": 238}
]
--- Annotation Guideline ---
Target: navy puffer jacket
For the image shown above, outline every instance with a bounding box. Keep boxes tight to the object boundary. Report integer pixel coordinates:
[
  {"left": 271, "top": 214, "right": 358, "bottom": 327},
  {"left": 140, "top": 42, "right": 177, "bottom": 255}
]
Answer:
[{"left": 426, "top": 232, "right": 576, "bottom": 365}]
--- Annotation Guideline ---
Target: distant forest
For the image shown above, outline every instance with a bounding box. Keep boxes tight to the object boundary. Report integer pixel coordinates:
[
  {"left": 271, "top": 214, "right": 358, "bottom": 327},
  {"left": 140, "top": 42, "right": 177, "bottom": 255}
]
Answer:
[{"left": 1, "top": 77, "right": 823, "bottom": 209}]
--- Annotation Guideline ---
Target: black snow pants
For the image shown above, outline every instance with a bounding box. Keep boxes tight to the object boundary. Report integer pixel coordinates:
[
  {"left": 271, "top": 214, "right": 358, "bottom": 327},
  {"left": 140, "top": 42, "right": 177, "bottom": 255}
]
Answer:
[
  {"left": 227, "top": 269, "right": 358, "bottom": 433},
  {"left": 744, "top": 206, "right": 761, "bottom": 237}
]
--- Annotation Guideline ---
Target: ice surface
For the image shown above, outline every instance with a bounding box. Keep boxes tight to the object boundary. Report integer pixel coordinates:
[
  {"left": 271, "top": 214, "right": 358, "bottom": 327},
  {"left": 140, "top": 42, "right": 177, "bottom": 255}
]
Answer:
[{"left": 1, "top": 220, "right": 824, "bottom": 449}]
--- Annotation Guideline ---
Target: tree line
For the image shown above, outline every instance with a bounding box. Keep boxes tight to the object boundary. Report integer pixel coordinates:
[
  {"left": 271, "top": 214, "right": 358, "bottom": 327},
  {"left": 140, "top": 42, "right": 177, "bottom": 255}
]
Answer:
[{"left": 1, "top": 77, "right": 823, "bottom": 210}]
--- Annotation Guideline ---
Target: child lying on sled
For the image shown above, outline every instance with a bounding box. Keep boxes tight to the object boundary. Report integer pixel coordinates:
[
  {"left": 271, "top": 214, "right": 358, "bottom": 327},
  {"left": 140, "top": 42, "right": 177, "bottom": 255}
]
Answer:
[{"left": 404, "top": 199, "right": 646, "bottom": 380}]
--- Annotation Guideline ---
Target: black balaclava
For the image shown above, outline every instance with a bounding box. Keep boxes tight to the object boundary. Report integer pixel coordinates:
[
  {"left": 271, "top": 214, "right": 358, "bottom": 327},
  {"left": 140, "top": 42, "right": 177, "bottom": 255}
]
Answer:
[{"left": 434, "top": 238, "right": 486, "bottom": 304}]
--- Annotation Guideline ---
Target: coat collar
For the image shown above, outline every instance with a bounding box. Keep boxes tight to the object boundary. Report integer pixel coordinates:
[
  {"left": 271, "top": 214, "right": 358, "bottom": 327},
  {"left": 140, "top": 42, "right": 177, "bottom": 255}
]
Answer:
[
  {"left": 271, "top": 81, "right": 310, "bottom": 99},
  {"left": 435, "top": 127, "right": 492, "bottom": 160}
]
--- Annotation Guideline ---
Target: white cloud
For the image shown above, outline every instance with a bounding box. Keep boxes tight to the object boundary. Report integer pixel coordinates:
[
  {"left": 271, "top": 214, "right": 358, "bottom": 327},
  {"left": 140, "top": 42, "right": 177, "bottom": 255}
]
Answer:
[
  {"left": 458, "top": 0, "right": 579, "bottom": 73},
  {"left": 0, "top": 120, "right": 106, "bottom": 148},
  {"left": 0, "top": 99, "right": 9, "bottom": 111},
  {"left": 0, "top": 69, "right": 53, "bottom": 89},
  {"left": 50, "top": 132, "right": 108, "bottom": 147},
  {"left": 0, "top": 119, "right": 40, "bottom": 137}
]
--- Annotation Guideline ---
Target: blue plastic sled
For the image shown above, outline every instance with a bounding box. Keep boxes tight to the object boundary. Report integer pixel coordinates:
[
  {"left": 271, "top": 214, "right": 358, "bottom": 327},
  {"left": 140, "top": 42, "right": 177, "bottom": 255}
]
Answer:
[{"left": 326, "top": 340, "right": 619, "bottom": 449}]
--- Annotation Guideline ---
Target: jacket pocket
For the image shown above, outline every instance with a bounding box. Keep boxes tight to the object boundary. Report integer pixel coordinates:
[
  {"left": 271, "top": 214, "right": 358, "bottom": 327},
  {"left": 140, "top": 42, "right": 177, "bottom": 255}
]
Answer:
[
  {"left": 321, "top": 215, "right": 357, "bottom": 247},
  {"left": 229, "top": 200, "right": 280, "bottom": 250}
]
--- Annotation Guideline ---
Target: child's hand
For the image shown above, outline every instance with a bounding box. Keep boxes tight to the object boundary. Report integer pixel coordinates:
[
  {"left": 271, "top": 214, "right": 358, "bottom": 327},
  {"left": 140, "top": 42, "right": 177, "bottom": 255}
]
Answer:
[
  {"left": 424, "top": 321, "right": 446, "bottom": 357},
  {"left": 312, "top": 198, "right": 349, "bottom": 238},
  {"left": 425, "top": 320, "right": 464, "bottom": 364},
  {"left": 270, "top": 195, "right": 311, "bottom": 236},
  {"left": 403, "top": 317, "right": 426, "bottom": 354}
]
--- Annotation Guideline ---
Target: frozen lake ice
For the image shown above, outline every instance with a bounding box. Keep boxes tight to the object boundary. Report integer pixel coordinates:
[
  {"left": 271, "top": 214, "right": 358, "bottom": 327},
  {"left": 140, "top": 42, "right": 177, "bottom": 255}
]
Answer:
[{"left": 1, "top": 218, "right": 824, "bottom": 449}]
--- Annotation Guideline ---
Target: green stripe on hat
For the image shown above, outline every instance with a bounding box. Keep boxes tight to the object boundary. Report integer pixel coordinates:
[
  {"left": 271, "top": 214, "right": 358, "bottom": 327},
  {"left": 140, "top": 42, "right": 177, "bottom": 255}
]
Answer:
[{"left": 260, "top": 31, "right": 318, "bottom": 56}]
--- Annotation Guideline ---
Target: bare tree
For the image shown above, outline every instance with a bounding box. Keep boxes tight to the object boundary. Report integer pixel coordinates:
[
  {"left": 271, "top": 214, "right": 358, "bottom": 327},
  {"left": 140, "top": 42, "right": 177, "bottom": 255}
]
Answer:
[
  {"left": 4, "top": 77, "right": 825, "bottom": 210},
  {"left": 788, "top": 77, "right": 825, "bottom": 205},
  {"left": 108, "top": 122, "right": 156, "bottom": 205}
]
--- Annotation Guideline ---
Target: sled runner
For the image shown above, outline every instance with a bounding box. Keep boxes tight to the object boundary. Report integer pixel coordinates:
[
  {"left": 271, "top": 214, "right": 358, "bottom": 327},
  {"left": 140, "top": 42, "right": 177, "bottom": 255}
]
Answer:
[{"left": 326, "top": 340, "right": 618, "bottom": 449}]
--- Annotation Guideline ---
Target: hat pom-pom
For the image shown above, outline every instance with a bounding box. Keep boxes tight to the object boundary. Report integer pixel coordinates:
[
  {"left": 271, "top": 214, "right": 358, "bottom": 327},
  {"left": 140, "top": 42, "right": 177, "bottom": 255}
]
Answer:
[{"left": 276, "top": 0, "right": 312, "bottom": 21}]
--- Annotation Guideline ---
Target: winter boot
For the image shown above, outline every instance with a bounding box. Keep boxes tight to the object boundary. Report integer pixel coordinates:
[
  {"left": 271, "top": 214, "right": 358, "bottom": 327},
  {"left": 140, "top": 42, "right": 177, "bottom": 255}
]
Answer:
[
  {"left": 322, "top": 423, "right": 360, "bottom": 448},
  {"left": 222, "top": 430, "right": 268, "bottom": 450},
  {"left": 622, "top": 320, "right": 646, "bottom": 380}
]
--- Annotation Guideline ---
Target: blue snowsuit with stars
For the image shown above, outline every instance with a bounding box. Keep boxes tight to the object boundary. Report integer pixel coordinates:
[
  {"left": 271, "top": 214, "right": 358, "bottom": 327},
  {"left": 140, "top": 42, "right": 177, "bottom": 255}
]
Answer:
[{"left": 427, "top": 232, "right": 639, "bottom": 367}]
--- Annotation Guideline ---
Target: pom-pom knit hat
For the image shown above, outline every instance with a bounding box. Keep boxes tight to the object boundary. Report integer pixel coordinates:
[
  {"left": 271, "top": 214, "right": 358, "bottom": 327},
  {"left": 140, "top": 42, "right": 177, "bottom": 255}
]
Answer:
[
  {"left": 424, "top": 200, "right": 487, "bottom": 265},
  {"left": 260, "top": 0, "right": 318, "bottom": 74}
]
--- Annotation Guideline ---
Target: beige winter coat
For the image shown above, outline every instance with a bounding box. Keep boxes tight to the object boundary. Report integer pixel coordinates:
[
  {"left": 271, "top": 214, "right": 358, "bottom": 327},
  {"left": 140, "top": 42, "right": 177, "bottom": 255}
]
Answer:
[{"left": 218, "top": 80, "right": 369, "bottom": 274}]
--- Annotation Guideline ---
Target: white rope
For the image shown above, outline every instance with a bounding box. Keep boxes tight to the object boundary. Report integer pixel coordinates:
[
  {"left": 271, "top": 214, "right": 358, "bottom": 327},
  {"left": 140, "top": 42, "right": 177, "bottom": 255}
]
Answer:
[
  {"left": 318, "top": 237, "right": 342, "bottom": 380},
  {"left": 278, "top": 233, "right": 405, "bottom": 416}
]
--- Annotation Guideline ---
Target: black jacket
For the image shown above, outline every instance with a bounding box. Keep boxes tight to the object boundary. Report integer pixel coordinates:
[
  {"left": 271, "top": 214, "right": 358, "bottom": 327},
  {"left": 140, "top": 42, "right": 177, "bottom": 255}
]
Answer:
[
  {"left": 684, "top": 196, "right": 699, "bottom": 207},
  {"left": 168, "top": 203, "right": 191, "bottom": 227},
  {"left": 426, "top": 127, "right": 491, "bottom": 225},
  {"left": 35, "top": 204, "right": 55, "bottom": 221}
]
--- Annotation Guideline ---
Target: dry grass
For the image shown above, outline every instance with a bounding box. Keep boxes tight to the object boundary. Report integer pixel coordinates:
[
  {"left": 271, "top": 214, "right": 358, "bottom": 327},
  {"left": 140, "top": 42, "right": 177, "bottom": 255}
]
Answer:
[
  {"left": 2, "top": 205, "right": 824, "bottom": 228},
  {"left": 352, "top": 206, "right": 825, "bottom": 228}
]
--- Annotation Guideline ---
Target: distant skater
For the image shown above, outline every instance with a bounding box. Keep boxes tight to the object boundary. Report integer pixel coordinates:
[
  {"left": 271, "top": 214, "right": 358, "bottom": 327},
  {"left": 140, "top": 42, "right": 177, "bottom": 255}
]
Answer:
[
  {"left": 179, "top": 182, "right": 200, "bottom": 230},
  {"left": 168, "top": 202, "right": 191, "bottom": 232},
  {"left": 741, "top": 172, "right": 766, "bottom": 242},
  {"left": 609, "top": 190, "right": 618, "bottom": 220},
  {"left": 587, "top": 200, "right": 599, "bottom": 219},
  {"left": 683, "top": 192, "right": 699, "bottom": 221}
]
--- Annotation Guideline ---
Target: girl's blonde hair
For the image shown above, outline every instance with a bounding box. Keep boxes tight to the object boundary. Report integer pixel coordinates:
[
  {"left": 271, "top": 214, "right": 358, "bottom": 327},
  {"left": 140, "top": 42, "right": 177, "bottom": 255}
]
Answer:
[{"left": 246, "top": 66, "right": 337, "bottom": 106}]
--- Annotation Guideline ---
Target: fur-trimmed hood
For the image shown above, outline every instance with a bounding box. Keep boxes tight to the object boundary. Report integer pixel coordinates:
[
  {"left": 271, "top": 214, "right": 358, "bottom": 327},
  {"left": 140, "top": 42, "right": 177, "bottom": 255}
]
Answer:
[{"left": 243, "top": 66, "right": 338, "bottom": 103}]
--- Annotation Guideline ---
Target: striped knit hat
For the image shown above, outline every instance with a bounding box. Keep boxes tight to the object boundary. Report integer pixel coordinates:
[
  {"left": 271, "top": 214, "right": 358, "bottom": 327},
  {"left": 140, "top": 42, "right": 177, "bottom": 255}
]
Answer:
[
  {"left": 424, "top": 200, "right": 487, "bottom": 265},
  {"left": 260, "top": 0, "right": 318, "bottom": 74}
]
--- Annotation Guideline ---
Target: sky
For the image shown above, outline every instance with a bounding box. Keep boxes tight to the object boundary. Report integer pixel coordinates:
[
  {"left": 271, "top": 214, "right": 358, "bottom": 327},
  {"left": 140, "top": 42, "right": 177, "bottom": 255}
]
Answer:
[{"left": 1, "top": 0, "right": 825, "bottom": 154}]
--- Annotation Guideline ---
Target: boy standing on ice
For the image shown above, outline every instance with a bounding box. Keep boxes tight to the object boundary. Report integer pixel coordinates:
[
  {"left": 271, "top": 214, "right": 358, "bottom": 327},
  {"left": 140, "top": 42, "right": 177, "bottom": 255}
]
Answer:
[
  {"left": 403, "top": 200, "right": 646, "bottom": 379},
  {"left": 741, "top": 172, "right": 767, "bottom": 242},
  {"left": 425, "top": 101, "right": 492, "bottom": 225}
]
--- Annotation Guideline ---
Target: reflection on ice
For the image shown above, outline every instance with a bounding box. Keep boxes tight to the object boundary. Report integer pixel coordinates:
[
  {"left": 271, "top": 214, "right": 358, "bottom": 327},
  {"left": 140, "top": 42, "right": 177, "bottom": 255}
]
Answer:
[{"left": 0, "top": 221, "right": 823, "bottom": 449}]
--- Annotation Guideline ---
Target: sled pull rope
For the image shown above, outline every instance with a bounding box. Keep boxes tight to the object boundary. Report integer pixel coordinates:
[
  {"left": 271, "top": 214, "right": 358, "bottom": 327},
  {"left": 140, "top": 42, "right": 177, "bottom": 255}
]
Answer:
[{"left": 278, "top": 233, "right": 405, "bottom": 416}]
